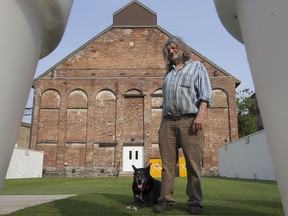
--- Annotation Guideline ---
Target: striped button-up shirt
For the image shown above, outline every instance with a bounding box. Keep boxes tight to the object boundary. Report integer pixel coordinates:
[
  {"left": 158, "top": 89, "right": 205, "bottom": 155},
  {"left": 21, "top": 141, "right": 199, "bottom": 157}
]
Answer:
[{"left": 162, "top": 60, "right": 212, "bottom": 117}]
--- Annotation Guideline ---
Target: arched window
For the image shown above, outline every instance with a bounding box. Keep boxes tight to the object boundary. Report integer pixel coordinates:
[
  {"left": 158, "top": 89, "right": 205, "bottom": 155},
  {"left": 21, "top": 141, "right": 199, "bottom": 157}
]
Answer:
[
  {"left": 66, "top": 89, "right": 88, "bottom": 142},
  {"left": 65, "top": 89, "right": 88, "bottom": 167},
  {"left": 123, "top": 89, "right": 144, "bottom": 144},
  {"left": 208, "top": 88, "right": 230, "bottom": 146},
  {"left": 37, "top": 89, "right": 60, "bottom": 167},
  {"left": 151, "top": 89, "right": 163, "bottom": 144},
  {"left": 95, "top": 90, "right": 116, "bottom": 143},
  {"left": 38, "top": 89, "right": 60, "bottom": 141}
]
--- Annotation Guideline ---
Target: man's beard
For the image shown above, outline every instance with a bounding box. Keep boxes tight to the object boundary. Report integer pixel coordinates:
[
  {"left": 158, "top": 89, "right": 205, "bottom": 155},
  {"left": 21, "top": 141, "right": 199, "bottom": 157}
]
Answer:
[{"left": 170, "top": 53, "right": 182, "bottom": 64}]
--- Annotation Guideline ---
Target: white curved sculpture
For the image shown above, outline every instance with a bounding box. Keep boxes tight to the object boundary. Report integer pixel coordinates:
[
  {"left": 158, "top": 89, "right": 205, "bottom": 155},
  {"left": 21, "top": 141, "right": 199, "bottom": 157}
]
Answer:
[
  {"left": 214, "top": 1, "right": 288, "bottom": 215},
  {"left": 0, "top": 0, "right": 73, "bottom": 190}
]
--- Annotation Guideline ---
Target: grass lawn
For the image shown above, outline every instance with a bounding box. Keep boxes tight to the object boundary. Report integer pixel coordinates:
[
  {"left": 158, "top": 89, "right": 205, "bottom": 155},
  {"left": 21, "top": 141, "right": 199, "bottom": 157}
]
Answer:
[{"left": 1, "top": 177, "right": 284, "bottom": 215}]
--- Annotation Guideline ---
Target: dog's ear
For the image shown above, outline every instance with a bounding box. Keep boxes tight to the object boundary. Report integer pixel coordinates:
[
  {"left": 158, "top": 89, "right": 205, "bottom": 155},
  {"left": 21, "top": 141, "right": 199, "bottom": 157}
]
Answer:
[
  {"left": 146, "top": 163, "right": 152, "bottom": 171},
  {"left": 132, "top": 165, "right": 137, "bottom": 171}
]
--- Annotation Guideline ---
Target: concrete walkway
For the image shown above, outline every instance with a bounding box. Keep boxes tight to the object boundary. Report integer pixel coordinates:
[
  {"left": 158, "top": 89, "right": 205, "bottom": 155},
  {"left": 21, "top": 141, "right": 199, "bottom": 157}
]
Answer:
[{"left": 0, "top": 195, "right": 75, "bottom": 215}]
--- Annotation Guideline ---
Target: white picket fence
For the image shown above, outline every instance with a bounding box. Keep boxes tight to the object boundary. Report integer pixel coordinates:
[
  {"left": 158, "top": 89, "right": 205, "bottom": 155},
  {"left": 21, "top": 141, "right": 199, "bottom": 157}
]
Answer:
[{"left": 6, "top": 147, "right": 44, "bottom": 179}]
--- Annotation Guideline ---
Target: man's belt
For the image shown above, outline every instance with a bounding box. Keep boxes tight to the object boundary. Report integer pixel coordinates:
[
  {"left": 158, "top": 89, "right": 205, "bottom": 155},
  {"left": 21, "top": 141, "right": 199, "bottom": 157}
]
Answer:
[{"left": 164, "top": 113, "right": 196, "bottom": 121}]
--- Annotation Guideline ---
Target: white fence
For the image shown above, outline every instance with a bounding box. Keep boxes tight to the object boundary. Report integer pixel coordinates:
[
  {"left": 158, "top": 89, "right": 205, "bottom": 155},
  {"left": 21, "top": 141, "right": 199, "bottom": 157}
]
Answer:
[
  {"left": 218, "top": 130, "right": 275, "bottom": 180},
  {"left": 6, "top": 147, "right": 44, "bottom": 179}
]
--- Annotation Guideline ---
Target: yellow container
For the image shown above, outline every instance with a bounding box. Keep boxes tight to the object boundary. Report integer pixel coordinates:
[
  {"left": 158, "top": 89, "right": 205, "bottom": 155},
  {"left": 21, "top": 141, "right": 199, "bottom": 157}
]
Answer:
[
  {"left": 178, "top": 157, "right": 187, "bottom": 177},
  {"left": 149, "top": 158, "right": 162, "bottom": 178}
]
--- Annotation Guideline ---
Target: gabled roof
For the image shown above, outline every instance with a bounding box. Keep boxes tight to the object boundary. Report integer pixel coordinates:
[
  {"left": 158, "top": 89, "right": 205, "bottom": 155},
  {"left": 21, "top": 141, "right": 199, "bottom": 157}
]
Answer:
[
  {"left": 36, "top": 1, "right": 240, "bottom": 86},
  {"left": 113, "top": 0, "right": 157, "bottom": 26}
]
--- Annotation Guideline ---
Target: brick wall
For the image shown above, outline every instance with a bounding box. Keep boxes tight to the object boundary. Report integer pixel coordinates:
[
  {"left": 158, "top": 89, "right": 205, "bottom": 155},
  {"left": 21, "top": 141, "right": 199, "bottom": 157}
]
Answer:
[
  {"left": 16, "top": 123, "right": 31, "bottom": 149},
  {"left": 31, "top": 27, "right": 238, "bottom": 177}
]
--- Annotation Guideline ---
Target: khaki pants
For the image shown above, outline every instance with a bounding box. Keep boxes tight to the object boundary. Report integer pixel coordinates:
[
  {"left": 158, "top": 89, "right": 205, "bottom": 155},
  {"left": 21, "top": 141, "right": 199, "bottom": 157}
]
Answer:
[{"left": 158, "top": 117, "right": 204, "bottom": 206}]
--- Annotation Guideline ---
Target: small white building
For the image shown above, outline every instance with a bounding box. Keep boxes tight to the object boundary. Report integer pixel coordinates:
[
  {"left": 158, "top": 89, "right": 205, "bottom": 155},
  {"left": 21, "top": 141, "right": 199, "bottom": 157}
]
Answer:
[
  {"left": 6, "top": 147, "right": 44, "bottom": 179},
  {"left": 218, "top": 130, "right": 275, "bottom": 180}
]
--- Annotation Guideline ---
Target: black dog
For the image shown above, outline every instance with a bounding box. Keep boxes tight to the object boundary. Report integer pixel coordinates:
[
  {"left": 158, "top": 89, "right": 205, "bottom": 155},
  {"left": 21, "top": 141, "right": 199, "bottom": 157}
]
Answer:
[{"left": 127, "top": 163, "right": 161, "bottom": 210}]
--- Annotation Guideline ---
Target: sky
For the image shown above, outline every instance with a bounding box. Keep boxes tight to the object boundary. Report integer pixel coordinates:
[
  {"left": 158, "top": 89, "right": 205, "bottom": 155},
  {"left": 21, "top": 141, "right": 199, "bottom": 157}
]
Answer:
[{"left": 23, "top": 0, "right": 254, "bottom": 122}]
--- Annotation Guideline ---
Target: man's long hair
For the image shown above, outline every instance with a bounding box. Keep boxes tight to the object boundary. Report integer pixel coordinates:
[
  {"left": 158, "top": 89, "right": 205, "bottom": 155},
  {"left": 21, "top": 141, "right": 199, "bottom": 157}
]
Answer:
[{"left": 162, "top": 37, "right": 192, "bottom": 72}]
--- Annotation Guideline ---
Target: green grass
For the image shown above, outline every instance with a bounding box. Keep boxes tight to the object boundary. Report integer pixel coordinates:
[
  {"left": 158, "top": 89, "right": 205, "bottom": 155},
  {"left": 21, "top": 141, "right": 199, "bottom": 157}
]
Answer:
[{"left": 1, "top": 177, "right": 284, "bottom": 215}]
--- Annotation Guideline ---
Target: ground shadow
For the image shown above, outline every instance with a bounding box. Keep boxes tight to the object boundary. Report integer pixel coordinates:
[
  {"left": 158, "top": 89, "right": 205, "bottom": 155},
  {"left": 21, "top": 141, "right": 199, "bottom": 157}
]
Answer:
[{"left": 7, "top": 193, "right": 284, "bottom": 216}]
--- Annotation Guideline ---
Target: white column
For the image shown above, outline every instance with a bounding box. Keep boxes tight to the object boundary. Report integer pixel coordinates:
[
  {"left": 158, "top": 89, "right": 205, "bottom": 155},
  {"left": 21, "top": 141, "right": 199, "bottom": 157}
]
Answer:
[
  {"left": 214, "top": 1, "right": 288, "bottom": 215},
  {"left": 0, "top": 0, "right": 73, "bottom": 190}
]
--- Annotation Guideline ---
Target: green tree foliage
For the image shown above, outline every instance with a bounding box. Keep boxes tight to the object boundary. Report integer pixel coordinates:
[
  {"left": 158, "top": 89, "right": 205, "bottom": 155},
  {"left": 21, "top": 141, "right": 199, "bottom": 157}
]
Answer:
[{"left": 236, "top": 88, "right": 258, "bottom": 138}]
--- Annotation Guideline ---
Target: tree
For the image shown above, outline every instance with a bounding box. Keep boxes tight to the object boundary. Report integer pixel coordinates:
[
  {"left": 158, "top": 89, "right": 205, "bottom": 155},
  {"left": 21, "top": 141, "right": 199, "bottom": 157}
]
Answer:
[{"left": 236, "top": 88, "right": 258, "bottom": 138}]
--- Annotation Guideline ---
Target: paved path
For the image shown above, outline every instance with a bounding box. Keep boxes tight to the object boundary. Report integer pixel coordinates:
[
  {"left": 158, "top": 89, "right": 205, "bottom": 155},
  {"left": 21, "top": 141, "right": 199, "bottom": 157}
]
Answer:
[{"left": 0, "top": 195, "right": 75, "bottom": 215}]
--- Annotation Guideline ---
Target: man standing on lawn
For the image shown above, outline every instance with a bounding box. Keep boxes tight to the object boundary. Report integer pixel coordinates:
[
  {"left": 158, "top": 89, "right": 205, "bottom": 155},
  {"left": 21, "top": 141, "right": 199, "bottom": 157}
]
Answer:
[{"left": 153, "top": 37, "right": 212, "bottom": 215}]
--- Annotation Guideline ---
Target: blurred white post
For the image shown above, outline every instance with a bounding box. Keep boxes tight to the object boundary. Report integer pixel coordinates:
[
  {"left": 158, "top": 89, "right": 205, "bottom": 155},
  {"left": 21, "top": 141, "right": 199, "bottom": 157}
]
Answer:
[
  {"left": 214, "top": 1, "right": 288, "bottom": 215},
  {"left": 0, "top": 0, "right": 73, "bottom": 191}
]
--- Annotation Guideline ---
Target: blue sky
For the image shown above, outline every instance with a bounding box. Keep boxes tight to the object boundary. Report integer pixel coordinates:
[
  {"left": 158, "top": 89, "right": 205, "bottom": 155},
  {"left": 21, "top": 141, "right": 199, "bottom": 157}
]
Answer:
[{"left": 23, "top": 0, "right": 254, "bottom": 121}]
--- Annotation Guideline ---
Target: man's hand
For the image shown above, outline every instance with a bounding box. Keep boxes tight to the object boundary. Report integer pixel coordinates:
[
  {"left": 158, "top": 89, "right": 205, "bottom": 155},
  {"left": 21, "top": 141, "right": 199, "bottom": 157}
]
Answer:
[
  {"left": 193, "top": 114, "right": 204, "bottom": 132},
  {"left": 192, "top": 101, "right": 208, "bottom": 132}
]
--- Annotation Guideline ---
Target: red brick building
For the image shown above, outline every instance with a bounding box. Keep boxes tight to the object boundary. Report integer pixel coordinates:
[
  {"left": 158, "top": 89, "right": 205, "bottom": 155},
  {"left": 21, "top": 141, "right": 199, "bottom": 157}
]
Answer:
[{"left": 30, "top": 1, "right": 240, "bottom": 177}]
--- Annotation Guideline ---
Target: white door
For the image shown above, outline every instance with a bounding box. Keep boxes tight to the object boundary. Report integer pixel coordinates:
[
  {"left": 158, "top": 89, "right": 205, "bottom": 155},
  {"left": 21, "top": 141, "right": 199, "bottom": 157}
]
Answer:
[{"left": 123, "top": 146, "right": 144, "bottom": 172}]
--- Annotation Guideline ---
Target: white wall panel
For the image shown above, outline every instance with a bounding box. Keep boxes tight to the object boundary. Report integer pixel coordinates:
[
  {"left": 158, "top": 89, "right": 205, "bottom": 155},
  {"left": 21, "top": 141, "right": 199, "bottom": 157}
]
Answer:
[
  {"left": 6, "top": 147, "right": 44, "bottom": 179},
  {"left": 218, "top": 130, "right": 275, "bottom": 180}
]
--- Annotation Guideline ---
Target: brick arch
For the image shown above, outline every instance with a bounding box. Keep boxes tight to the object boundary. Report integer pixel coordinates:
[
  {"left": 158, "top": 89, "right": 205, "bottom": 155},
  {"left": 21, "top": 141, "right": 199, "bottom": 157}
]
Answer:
[
  {"left": 38, "top": 89, "right": 60, "bottom": 167},
  {"left": 67, "top": 89, "right": 88, "bottom": 108},
  {"left": 66, "top": 89, "right": 88, "bottom": 142},
  {"left": 205, "top": 88, "right": 231, "bottom": 169},
  {"left": 125, "top": 89, "right": 143, "bottom": 95},
  {"left": 38, "top": 90, "right": 60, "bottom": 142},
  {"left": 151, "top": 88, "right": 163, "bottom": 144},
  {"left": 65, "top": 89, "right": 88, "bottom": 167},
  {"left": 152, "top": 88, "right": 162, "bottom": 95},
  {"left": 96, "top": 89, "right": 116, "bottom": 100},
  {"left": 95, "top": 90, "right": 116, "bottom": 143},
  {"left": 40, "top": 89, "right": 60, "bottom": 108},
  {"left": 151, "top": 88, "right": 163, "bottom": 108},
  {"left": 123, "top": 88, "right": 144, "bottom": 144},
  {"left": 211, "top": 88, "right": 229, "bottom": 107}
]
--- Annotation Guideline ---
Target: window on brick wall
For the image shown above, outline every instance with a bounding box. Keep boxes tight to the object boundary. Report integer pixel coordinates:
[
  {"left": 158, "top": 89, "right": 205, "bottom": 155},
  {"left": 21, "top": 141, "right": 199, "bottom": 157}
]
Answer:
[
  {"left": 209, "top": 88, "right": 230, "bottom": 144},
  {"left": 95, "top": 90, "right": 116, "bottom": 143},
  {"left": 151, "top": 89, "right": 163, "bottom": 144},
  {"left": 38, "top": 89, "right": 60, "bottom": 142},
  {"left": 124, "top": 89, "right": 144, "bottom": 144},
  {"left": 66, "top": 90, "right": 88, "bottom": 142},
  {"left": 37, "top": 89, "right": 61, "bottom": 167}
]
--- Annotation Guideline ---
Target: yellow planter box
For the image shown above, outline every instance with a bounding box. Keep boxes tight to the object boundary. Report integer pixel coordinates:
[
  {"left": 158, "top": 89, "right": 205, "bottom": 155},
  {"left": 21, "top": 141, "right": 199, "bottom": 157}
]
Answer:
[
  {"left": 178, "top": 157, "right": 187, "bottom": 177},
  {"left": 149, "top": 158, "right": 187, "bottom": 178},
  {"left": 149, "top": 158, "right": 162, "bottom": 178}
]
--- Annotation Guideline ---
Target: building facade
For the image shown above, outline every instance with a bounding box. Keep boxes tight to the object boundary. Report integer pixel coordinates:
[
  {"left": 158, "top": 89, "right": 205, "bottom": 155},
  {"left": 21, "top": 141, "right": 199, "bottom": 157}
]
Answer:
[
  {"left": 16, "top": 122, "right": 31, "bottom": 149},
  {"left": 30, "top": 1, "right": 240, "bottom": 177}
]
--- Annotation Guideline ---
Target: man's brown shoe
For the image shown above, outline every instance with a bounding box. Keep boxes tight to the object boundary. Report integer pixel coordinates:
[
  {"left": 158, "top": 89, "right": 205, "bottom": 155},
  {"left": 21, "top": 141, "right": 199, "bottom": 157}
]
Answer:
[
  {"left": 153, "top": 202, "right": 173, "bottom": 213},
  {"left": 189, "top": 205, "right": 203, "bottom": 215}
]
